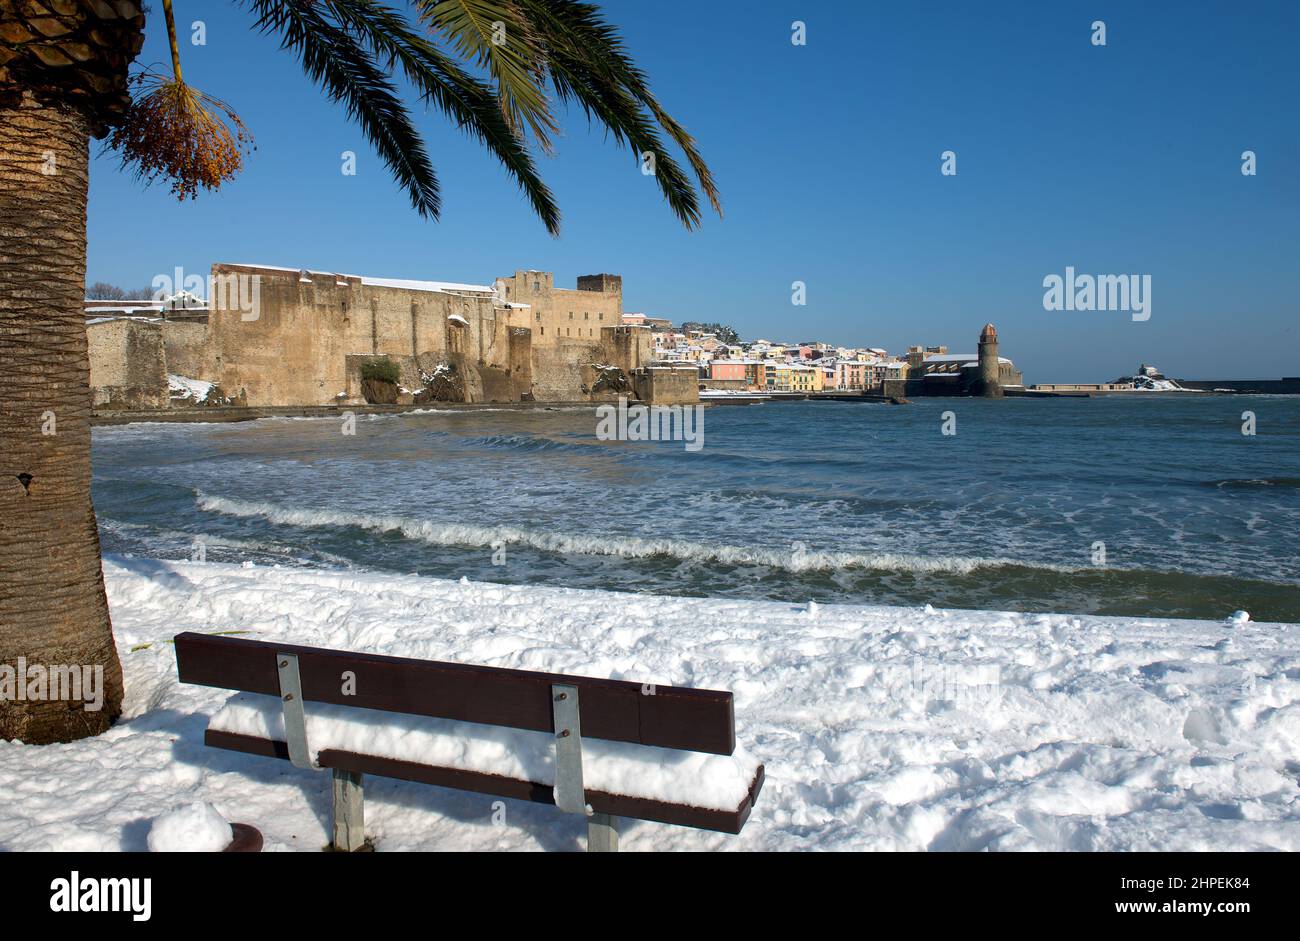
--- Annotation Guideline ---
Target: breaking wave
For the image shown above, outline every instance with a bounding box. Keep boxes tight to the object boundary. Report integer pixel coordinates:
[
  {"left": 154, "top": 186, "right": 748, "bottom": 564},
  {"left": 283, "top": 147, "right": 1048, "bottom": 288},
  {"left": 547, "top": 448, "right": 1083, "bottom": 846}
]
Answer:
[
  {"left": 1210, "top": 477, "right": 1300, "bottom": 490},
  {"left": 97, "top": 517, "right": 360, "bottom": 569},
  {"left": 195, "top": 492, "right": 1087, "bottom": 577},
  {"left": 465, "top": 433, "right": 593, "bottom": 453}
]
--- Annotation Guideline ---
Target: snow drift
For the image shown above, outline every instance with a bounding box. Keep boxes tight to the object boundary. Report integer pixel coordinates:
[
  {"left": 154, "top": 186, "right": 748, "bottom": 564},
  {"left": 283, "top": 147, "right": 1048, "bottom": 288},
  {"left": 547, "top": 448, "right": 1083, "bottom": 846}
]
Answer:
[{"left": 1, "top": 557, "right": 1297, "bottom": 851}]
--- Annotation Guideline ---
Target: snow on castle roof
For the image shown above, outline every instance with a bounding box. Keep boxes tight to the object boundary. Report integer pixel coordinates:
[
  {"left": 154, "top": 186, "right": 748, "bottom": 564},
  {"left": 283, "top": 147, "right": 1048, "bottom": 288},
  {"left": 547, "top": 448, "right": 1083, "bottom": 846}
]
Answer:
[
  {"left": 227, "top": 264, "right": 497, "bottom": 297},
  {"left": 361, "top": 276, "right": 495, "bottom": 295}
]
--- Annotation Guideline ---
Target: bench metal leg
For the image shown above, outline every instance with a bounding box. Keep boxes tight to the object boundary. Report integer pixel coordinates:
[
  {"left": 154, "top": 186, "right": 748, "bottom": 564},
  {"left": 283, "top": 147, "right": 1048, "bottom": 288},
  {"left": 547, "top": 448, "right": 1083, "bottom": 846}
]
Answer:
[
  {"left": 588, "top": 813, "right": 618, "bottom": 852},
  {"left": 552, "top": 683, "right": 617, "bottom": 851},
  {"left": 332, "top": 768, "right": 366, "bottom": 851}
]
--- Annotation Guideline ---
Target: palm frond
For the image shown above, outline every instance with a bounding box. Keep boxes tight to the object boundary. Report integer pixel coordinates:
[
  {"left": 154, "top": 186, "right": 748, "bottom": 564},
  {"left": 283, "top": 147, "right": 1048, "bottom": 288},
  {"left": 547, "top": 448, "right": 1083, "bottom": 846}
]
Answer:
[
  {"left": 240, "top": 0, "right": 441, "bottom": 218},
  {"left": 230, "top": 0, "right": 718, "bottom": 233},
  {"left": 417, "top": 0, "right": 558, "bottom": 153},
  {"left": 315, "top": 0, "right": 560, "bottom": 234},
  {"left": 519, "top": 0, "right": 722, "bottom": 226}
]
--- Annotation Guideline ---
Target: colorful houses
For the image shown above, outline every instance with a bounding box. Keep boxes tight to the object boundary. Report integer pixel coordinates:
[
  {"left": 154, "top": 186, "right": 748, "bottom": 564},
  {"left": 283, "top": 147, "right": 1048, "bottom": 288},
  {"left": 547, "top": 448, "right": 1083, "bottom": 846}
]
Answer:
[{"left": 638, "top": 317, "right": 956, "bottom": 397}]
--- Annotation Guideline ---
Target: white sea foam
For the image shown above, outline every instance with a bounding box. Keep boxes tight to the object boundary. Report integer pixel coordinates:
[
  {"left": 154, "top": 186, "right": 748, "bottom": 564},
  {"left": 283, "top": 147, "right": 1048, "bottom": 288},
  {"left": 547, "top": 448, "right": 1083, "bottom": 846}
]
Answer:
[{"left": 195, "top": 492, "right": 1087, "bottom": 577}]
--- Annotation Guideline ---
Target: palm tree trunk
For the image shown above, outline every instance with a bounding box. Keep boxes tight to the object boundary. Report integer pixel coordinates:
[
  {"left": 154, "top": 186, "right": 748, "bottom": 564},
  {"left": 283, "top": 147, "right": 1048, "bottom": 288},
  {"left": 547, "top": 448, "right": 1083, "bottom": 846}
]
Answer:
[{"left": 0, "top": 96, "right": 123, "bottom": 743}]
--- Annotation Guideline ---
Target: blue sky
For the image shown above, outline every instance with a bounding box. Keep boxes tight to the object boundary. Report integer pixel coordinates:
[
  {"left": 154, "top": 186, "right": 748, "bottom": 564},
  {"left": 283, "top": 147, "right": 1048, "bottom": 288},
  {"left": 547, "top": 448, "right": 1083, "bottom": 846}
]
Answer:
[{"left": 87, "top": 1, "right": 1298, "bottom": 383}]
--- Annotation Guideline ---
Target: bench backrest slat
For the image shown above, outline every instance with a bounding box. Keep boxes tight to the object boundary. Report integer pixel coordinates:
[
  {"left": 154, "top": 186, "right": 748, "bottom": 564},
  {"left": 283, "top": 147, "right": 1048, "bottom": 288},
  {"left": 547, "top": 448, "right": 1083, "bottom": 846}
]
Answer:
[{"left": 174, "top": 632, "right": 735, "bottom": 755}]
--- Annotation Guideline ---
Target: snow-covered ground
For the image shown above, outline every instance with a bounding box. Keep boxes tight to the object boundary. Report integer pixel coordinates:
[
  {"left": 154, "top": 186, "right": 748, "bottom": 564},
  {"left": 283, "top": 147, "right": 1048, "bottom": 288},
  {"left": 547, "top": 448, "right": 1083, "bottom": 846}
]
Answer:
[
  {"left": 2, "top": 557, "right": 1298, "bottom": 851},
  {"left": 167, "top": 374, "right": 215, "bottom": 404}
]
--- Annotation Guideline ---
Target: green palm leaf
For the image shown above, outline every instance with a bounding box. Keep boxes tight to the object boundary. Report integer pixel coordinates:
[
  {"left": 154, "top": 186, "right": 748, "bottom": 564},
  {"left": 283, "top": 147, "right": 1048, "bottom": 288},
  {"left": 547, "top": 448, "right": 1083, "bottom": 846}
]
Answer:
[
  {"left": 242, "top": 0, "right": 442, "bottom": 218},
  {"left": 418, "top": 0, "right": 558, "bottom": 153},
  {"left": 518, "top": 0, "right": 721, "bottom": 227},
  {"left": 316, "top": 0, "right": 560, "bottom": 233},
  {"left": 120, "top": 0, "right": 715, "bottom": 234}
]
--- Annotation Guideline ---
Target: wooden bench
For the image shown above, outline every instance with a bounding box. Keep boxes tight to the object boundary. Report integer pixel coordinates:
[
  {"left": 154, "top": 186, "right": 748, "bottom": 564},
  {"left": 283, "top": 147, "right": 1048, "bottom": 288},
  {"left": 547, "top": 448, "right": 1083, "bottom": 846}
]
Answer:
[{"left": 174, "top": 632, "right": 764, "bottom": 851}]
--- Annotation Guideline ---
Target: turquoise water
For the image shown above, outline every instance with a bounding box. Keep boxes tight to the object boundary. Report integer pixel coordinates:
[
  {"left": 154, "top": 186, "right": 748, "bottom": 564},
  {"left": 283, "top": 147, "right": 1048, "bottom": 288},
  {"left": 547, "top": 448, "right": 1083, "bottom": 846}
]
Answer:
[{"left": 92, "top": 396, "right": 1300, "bottom": 621}]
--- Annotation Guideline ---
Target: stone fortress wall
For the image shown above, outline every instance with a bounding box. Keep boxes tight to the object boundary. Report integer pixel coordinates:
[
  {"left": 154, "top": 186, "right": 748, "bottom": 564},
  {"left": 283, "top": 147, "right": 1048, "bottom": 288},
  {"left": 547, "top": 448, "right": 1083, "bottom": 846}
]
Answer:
[
  {"left": 88, "top": 263, "right": 680, "bottom": 409},
  {"left": 205, "top": 263, "right": 519, "bottom": 406},
  {"left": 86, "top": 317, "right": 169, "bottom": 410}
]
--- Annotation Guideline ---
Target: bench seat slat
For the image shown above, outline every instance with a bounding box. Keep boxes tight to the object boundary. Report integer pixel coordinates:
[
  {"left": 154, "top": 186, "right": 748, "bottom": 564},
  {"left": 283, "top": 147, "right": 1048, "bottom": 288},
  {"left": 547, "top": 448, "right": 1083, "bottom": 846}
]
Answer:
[
  {"left": 176, "top": 632, "right": 735, "bottom": 755},
  {"left": 205, "top": 729, "right": 764, "bottom": 835}
]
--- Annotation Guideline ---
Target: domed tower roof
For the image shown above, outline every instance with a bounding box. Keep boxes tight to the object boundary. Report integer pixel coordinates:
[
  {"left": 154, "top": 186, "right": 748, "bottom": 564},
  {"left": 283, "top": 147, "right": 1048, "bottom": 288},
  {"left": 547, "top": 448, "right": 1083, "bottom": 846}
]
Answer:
[{"left": 980, "top": 322, "right": 998, "bottom": 341}]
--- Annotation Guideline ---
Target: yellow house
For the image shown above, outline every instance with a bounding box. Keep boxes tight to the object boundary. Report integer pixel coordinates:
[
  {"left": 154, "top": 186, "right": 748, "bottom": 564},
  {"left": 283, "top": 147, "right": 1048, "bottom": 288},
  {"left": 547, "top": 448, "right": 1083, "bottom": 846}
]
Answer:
[
  {"left": 789, "top": 363, "right": 820, "bottom": 392},
  {"left": 765, "top": 362, "right": 792, "bottom": 391}
]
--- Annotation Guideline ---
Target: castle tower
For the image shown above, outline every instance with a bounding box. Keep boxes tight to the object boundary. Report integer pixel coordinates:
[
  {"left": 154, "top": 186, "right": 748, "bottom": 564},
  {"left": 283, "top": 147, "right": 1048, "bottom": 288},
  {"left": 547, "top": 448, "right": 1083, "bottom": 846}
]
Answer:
[
  {"left": 576, "top": 273, "right": 622, "bottom": 298},
  {"left": 976, "top": 322, "right": 1003, "bottom": 398}
]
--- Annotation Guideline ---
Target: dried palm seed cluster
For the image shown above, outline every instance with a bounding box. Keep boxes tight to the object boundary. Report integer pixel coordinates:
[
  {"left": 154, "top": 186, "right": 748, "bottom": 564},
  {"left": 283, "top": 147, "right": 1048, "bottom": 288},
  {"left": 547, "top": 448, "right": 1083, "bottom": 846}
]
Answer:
[{"left": 108, "top": 71, "right": 254, "bottom": 200}]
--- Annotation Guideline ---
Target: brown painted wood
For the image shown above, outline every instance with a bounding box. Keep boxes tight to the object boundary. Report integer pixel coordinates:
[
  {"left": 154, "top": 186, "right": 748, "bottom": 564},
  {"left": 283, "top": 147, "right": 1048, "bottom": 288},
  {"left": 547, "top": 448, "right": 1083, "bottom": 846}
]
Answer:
[
  {"left": 205, "top": 729, "right": 763, "bottom": 835},
  {"left": 223, "top": 823, "right": 264, "bottom": 853},
  {"left": 176, "top": 632, "right": 735, "bottom": 755}
]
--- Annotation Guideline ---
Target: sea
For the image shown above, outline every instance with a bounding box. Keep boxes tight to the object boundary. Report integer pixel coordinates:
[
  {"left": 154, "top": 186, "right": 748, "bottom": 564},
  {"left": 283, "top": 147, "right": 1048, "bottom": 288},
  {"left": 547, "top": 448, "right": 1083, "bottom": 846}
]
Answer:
[{"left": 92, "top": 395, "right": 1300, "bottom": 622}]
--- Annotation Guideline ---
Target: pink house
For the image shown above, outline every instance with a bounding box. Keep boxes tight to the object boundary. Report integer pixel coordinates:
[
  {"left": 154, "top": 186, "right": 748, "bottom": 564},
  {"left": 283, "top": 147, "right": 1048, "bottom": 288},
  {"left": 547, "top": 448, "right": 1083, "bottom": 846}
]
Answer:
[
  {"left": 710, "top": 361, "right": 748, "bottom": 382},
  {"left": 709, "top": 360, "right": 766, "bottom": 389},
  {"left": 836, "top": 360, "right": 868, "bottom": 390}
]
